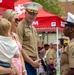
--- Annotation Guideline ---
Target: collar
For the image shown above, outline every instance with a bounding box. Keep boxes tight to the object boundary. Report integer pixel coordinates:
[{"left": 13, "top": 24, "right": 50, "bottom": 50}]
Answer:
[{"left": 23, "top": 19, "right": 32, "bottom": 28}]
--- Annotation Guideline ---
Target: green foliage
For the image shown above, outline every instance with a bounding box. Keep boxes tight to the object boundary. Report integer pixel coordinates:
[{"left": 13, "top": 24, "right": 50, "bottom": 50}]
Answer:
[
  {"left": 32, "top": 0, "right": 64, "bottom": 16},
  {"left": 72, "top": 1, "right": 74, "bottom": 5},
  {"left": 14, "top": 0, "right": 18, "bottom": 2}
]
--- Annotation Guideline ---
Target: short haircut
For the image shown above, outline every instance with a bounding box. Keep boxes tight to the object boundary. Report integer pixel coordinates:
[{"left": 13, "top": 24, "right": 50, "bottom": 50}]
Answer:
[
  {"left": 44, "top": 44, "right": 49, "bottom": 47},
  {"left": 0, "top": 18, "right": 11, "bottom": 36}
]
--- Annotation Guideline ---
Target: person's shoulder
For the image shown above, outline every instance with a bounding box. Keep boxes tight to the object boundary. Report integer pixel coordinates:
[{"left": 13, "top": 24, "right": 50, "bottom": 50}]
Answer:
[
  {"left": 48, "top": 49, "right": 54, "bottom": 53},
  {"left": 48, "top": 48, "right": 53, "bottom": 51}
]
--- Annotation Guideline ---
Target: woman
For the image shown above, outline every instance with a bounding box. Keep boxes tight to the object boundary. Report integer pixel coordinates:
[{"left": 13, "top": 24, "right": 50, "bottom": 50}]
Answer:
[
  {"left": 2, "top": 9, "right": 26, "bottom": 75},
  {"left": 2, "top": 9, "right": 41, "bottom": 75}
]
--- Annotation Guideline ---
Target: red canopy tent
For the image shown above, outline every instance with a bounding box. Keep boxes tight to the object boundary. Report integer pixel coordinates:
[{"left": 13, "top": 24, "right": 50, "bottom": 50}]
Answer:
[
  {"left": 0, "top": 0, "right": 14, "bottom": 16},
  {"left": 15, "top": 0, "right": 31, "bottom": 18},
  {"left": 15, "top": 0, "right": 65, "bottom": 32},
  {"left": 33, "top": 9, "right": 65, "bottom": 32}
]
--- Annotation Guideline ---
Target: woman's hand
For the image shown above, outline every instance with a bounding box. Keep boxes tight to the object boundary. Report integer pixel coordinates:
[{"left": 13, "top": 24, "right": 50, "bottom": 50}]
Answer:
[
  {"left": 10, "top": 64, "right": 16, "bottom": 75},
  {"left": 22, "top": 70, "right": 27, "bottom": 75}
]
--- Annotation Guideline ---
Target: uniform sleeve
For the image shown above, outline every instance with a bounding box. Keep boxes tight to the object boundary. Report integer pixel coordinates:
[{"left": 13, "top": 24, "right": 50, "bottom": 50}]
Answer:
[
  {"left": 16, "top": 22, "right": 23, "bottom": 45},
  {"left": 33, "top": 26, "right": 39, "bottom": 48},
  {"left": 69, "top": 44, "right": 74, "bottom": 68},
  {"left": 46, "top": 50, "right": 53, "bottom": 64}
]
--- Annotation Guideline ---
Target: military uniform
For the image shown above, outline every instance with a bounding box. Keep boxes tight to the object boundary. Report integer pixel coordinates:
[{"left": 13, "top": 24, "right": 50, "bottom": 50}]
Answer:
[
  {"left": 38, "top": 36, "right": 43, "bottom": 47},
  {"left": 60, "top": 38, "right": 74, "bottom": 75},
  {"left": 16, "top": 2, "right": 42, "bottom": 75},
  {"left": 46, "top": 48, "right": 57, "bottom": 65},
  {"left": 16, "top": 19, "right": 38, "bottom": 60}
]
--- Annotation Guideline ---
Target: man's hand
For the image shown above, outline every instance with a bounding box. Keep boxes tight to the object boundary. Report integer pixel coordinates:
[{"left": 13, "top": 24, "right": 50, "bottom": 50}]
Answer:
[{"left": 32, "top": 59, "right": 41, "bottom": 68}]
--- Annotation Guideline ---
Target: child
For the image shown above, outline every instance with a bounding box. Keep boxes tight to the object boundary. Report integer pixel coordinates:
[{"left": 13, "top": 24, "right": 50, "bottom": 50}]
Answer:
[{"left": 0, "top": 18, "right": 20, "bottom": 75}]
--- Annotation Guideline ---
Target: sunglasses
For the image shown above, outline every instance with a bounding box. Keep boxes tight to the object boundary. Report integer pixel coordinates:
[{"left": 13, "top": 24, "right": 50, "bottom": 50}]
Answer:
[{"left": 15, "top": 18, "right": 20, "bottom": 24}]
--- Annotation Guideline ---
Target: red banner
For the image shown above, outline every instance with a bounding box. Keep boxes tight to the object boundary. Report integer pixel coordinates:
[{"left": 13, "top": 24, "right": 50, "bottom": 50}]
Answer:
[
  {"left": 32, "top": 9, "right": 65, "bottom": 32},
  {"left": 0, "top": 0, "right": 14, "bottom": 9},
  {"left": 0, "top": 0, "right": 14, "bottom": 16}
]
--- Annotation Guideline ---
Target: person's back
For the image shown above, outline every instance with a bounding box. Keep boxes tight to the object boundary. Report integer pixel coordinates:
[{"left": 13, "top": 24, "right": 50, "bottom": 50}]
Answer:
[
  {"left": 46, "top": 43, "right": 57, "bottom": 75},
  {"left": 0, "top": 36, "right": 19, "bottom": 63},
  {"left": 46, "top": 48, "right": 54, "bottom": 65},
  {"left": 0, "top": 18, "right": 19, "bottom": 74}
]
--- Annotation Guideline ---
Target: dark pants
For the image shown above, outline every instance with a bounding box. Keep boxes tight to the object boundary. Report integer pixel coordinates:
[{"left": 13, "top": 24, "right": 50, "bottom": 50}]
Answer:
[{"left": 25, "top": 62, "right": 37, "bottom": 75}]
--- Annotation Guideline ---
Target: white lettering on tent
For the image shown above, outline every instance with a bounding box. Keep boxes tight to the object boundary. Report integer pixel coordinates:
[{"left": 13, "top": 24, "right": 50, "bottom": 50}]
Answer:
[
  {"left": 61, "top": 21, "right": 65, "bottom": 27},
  {"left": 32, "top": 21, "right": 38, "bottom": 25},
  {"left": 51, "top": 22, "right": 56, "bottom": 26},
  {"left": 0, "top": 0, "right": 2, "bottom": 3},
  {"left": 15, "top": 4, "right": 25, "bottom": 15}
]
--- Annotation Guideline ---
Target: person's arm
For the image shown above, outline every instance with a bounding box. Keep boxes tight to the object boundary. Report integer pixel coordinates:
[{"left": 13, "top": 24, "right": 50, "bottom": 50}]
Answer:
[
  {"left": 0, "top": 64, "right": 17, "bottom": 75},
  {"left": 11, "top": 62, "right": 21, "bottom": 75},
  {"left": 0, "top": 66, "right": 11, "bottom": 74},
  {"left": 12, "top": 33, "right": 27, "bottom": 75},
  {"left": 21, "top": 49, "right": 41, "bottom": 68},
  {"left": 46, "top": 50, "right": 54, "bottom": 64},
  {"left": 20, "top": 53, "right": 27, "bottom": 75}
]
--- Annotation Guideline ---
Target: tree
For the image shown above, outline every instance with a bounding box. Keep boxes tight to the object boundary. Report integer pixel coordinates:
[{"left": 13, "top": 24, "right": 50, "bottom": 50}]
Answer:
[
  {"left": 14, "top": 0, "right": 18, "bottom": 2},
  {"left": 32, "top": 0, "right": 64, "bottom": 16}
]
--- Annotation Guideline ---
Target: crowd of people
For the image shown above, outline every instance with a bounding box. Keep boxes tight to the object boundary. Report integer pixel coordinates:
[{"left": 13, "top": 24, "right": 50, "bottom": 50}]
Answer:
[{"left": 0, "top": 1, "right": 74, "bottom": 75}]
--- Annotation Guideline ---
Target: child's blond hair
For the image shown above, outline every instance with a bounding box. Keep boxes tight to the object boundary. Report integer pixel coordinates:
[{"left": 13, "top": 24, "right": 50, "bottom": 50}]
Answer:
[{"left": 0, "top": 18, "right": 11, "bottom": 36}]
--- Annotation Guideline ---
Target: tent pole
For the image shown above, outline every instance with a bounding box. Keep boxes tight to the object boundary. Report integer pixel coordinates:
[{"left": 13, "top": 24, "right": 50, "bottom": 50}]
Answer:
[
  {"left": 56, "top": 27, "right": 59, "bottom": 63},
  {"left": 47, "top": 32, "right": 48, "bottom": 44},
  {"left": 56, "top": 27, "right": 60, "bottom": 75}
]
